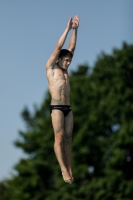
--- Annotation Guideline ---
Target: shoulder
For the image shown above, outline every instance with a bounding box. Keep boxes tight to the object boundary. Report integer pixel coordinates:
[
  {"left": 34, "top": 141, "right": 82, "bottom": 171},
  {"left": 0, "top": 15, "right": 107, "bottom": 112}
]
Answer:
[
  {"left": 46, "top": 59, "right": 54, "bottom": 71},
  {"left": 46, "top": 63, "right": 54, "bottom": 78},
  {"left": 46, "top": 63, "right": 59, "bottom": 78}
]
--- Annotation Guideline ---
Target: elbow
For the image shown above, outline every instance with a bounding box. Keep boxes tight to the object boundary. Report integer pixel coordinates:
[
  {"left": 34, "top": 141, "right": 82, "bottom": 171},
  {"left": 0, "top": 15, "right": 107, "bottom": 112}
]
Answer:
[
  {"left": 69, "top": 46, "right": 75, "bottom": 54},
  {"left": 56, "top": 43, "right": 62, "bottom": 51}
]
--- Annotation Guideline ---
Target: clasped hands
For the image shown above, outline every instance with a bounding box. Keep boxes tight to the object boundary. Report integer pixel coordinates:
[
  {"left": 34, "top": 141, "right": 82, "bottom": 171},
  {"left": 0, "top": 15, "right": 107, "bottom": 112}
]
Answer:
[{"left": 67, "top": 15, "right": 80, "bottom": 30}]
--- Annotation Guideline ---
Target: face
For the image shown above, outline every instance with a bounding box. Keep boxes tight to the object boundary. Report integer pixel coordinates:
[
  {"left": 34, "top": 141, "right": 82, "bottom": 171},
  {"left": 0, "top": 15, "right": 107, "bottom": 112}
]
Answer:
[{"left": 58, "top": 56, "right": 72, "bottom": 70}]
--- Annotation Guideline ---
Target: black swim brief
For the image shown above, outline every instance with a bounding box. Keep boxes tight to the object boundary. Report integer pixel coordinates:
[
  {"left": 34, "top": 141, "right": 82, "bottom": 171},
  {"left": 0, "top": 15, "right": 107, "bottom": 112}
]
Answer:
[{"left": 50, "top": 105, "right": 72, "bottom": 117}]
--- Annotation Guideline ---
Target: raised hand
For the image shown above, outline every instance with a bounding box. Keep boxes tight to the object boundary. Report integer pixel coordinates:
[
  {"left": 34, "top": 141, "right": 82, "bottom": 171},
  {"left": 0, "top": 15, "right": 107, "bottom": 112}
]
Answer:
[
  {"left": 67, "top": 17, "right": 73, "bottom": 30},
  {"left": 72, "top": 15, "right": 80, "bottom": 29}
]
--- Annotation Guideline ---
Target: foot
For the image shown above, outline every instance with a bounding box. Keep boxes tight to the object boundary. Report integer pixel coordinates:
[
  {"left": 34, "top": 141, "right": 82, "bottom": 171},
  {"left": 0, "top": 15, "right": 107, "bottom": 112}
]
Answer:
[
  {"left": 69, "top": 170, "right": 74, "bottom": 183},
  {"left": 71, "top": 176, "right": 74, "bottom": 183},
  {"left": 62, "top": 171, "right": 73, "bottom": 184}
]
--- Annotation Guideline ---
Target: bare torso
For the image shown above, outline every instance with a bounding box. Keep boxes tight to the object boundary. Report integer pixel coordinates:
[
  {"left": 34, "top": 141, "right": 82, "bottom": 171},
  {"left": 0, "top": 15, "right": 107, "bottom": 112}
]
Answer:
[{"left": 46, "top": 64, "right": 70, "bottom": 105}]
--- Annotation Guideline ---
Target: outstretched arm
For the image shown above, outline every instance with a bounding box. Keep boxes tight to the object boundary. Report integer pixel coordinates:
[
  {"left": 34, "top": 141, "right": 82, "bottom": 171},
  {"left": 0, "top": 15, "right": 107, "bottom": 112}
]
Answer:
[
  {"left": 46, "top": 17, "right": 73, "bottom": 70},
  {"left": 68, "top": 15, "right": 80, "bottom": 55}
]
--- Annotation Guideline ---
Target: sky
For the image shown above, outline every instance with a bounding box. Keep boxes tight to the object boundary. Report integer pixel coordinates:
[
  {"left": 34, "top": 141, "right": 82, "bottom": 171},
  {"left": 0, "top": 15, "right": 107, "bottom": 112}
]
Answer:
[{"left": 0, "top": 0, "right": 133, "bottom": 181}]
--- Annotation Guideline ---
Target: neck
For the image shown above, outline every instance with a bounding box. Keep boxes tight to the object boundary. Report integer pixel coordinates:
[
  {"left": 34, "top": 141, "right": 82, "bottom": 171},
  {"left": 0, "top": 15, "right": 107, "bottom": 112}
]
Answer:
[{"left": 57, "top": 63, "right": 68, "bottom": 72}]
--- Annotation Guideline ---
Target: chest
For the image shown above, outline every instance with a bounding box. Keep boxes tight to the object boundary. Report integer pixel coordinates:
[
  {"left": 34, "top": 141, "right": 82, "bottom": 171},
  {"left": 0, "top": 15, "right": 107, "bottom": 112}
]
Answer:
[{"left": 53, "top": 68, "right": 69, "bottom": 83}]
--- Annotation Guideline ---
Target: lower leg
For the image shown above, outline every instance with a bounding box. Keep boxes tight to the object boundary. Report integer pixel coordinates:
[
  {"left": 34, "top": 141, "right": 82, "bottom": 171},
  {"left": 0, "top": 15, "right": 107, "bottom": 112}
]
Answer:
[
  {"left": 63, "top": 136, "right": 74, "bottom": 181},
  {"left": 54, "top": 137, "right": 72, "bottom": 183}
]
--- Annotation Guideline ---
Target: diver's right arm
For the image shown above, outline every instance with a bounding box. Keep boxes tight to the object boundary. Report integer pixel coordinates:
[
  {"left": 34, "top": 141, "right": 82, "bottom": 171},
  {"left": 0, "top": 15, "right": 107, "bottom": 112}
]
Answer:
[{"left": 46, "top": 17, "right": 73, "bottom": 70}]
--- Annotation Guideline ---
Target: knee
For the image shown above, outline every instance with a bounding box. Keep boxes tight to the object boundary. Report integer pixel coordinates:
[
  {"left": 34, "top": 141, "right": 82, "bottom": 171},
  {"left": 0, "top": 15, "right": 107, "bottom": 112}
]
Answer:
[
  {"left": 64, "top": 135, "right": 72, "bottom": 145},
  {"left": 54, "top": 132, "right": 64, "bottom": 145}
]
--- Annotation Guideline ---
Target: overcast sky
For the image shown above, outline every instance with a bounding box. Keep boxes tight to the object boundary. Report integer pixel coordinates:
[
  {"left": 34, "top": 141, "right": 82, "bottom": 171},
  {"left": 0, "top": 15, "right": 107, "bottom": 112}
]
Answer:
[{"left": 0, "top": 0, "right": 133, "bottom": 181}]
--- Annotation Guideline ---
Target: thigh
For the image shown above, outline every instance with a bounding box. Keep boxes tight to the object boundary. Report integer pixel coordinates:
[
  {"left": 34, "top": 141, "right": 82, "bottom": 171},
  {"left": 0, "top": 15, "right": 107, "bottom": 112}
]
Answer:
[
  {"left": 64, "top": 111, "right": 73, "bottom": 136},
  {"left": 51, "top": 110, "right": 65, "bottom": 134}
]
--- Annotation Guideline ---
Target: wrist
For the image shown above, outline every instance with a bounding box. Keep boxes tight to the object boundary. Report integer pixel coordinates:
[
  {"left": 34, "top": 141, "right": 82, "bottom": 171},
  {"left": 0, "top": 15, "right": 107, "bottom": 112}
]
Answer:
[
  {"left": 66, "top": 26, "right": 70, "bottom": 31},
  {"left": 72, "top": 25, "right": 78, "bottom": 30},
  {"left": 72, "top": 27, "right": 78, "bottom": 31}
]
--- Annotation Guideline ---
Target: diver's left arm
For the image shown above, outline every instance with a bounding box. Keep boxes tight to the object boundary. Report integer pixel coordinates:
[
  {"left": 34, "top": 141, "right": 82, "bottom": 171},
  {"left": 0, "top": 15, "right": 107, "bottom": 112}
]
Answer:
[{"left": 68, "top": 15, "right": 80, "bottom": 54}]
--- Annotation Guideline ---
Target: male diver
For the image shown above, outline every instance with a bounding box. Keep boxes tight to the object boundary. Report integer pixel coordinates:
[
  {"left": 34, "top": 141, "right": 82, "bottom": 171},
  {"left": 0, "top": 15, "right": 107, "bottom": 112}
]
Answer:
[{"left": 46, "top": 15, "right": 80, "bottom": 184}]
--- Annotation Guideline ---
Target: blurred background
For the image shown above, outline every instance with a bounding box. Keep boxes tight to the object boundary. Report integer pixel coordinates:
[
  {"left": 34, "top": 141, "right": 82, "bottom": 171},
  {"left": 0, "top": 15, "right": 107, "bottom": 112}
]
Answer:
[{"left": 0, "top": 1, "right": 133, "bottom": 199}]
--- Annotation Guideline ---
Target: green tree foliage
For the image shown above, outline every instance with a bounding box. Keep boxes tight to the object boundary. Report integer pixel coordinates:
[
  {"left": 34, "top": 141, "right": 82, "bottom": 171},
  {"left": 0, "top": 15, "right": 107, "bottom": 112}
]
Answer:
[
  {"left": 0, "top": 180, "right": 12, "bottom": 200},
  {"left": 1, "top": 42, "right": 133, "bottom": 200}
]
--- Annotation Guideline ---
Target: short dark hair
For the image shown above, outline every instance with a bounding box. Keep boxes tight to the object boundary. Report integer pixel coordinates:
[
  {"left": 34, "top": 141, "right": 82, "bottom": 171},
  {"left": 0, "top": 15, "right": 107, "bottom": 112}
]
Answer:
[{"left": 59, "top": 49, "right": 73, "bottom": 59}]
